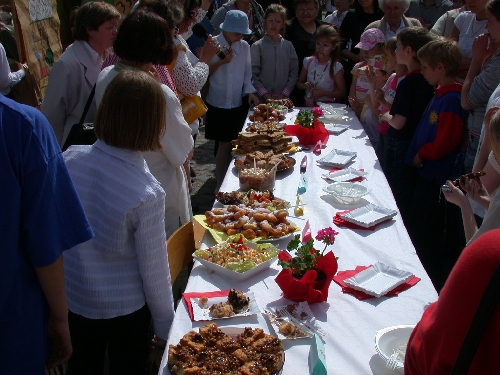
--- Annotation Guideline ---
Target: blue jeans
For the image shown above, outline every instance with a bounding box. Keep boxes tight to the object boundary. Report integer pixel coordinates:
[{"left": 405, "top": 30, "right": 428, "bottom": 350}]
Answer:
[{"left": 385, "top": 137, "right": 416, "bottom": 223}]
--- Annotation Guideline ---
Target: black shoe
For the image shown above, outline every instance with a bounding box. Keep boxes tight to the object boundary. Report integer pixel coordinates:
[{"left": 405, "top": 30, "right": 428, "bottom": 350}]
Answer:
[{"left": 190, "top": 166, "right": 196, "bottom": 177}]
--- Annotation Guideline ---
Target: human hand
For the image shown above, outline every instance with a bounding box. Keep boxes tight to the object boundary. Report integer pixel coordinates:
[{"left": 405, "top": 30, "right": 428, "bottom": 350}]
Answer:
[
  {"left": 462, "top": 176, "right": 488, "bottom": 204},
  {"left": 348, "top": 96, "right": 362, "bottom": 113},
  {"left": 442, "top": 180, "right": 469, "bottom": 207},
  {"left": 148, "top": 65, "right": 161, "bottom": 82},
  {"left": 311, "top": 88, "right": 325, "bottom": 99},
  {"left": 472, "top": 33, "right": 490, "bottom": 62},
  {"left": 248, "top": 93, "right": 260, "bottom": 106},
  {"left": 199, "top": 35, "right": 219, "bottom": 62},
  {"left": 46, "top": 314, "right": 72, "bottom": 369},
  {"left": 413, "top": 153, "right": 423, "bottom": 168},
  {"left": 221, "top": 49, "right": 233, "bottom": 64},
  {"left": 366, "top": 65, "right": 377, "bottom": 87},
  {"left": 304, "top": 81, "right": 314, "bottom": 91}
]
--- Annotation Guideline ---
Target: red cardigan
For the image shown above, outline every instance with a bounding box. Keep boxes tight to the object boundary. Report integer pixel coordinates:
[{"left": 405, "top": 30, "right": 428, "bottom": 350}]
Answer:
[{"left": 405, "top": 229, "right": 500, "bottom": 374}]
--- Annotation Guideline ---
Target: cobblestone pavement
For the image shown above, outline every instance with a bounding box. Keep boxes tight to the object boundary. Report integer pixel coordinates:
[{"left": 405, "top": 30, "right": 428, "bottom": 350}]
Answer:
[{"left": 190, "top": 123, "right": 217, "bottom": 215}]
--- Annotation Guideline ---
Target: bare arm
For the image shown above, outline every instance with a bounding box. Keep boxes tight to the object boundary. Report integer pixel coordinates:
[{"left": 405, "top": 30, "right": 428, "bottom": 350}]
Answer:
[
  {"left": 443, "top": 181, "right": 478, "bottom": 242},
  {"left": 380, "top": 112, "right": 407, "bottom": 130},
  {"left": 462, "top": 34, "right": 490, "bottom": 110},
  {"left": 34, "top": 255, "right": 72, "bottom": 369}
]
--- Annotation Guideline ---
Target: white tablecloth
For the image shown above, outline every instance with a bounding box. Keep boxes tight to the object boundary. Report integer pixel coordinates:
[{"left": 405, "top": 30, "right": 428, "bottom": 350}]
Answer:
[{"left": 159, "top": 108, "right": 438, "bottom": 375}]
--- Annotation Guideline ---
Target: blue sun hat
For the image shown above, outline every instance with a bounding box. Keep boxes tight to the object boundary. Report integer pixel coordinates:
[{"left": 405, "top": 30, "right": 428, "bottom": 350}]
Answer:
[{"left": 220, "top": 10, "right": 252, "bottom": 35}]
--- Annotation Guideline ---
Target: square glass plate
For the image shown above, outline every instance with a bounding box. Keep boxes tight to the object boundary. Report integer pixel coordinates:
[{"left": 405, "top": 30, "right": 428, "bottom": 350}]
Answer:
[
  {"left": 319, "top": 114, "right": 350, "bottom": 123},
  {"left": 322, "top": 167, "right": 367, "bottom": 182},
  {"left": 340, "top": 203, "right": 397, "bottom": 227},
  {"left": 189, "top": 291, "right": 260, "bottom": 321},
  {"left": 317, "top": 149, "right": 356, "bottom": 167},
  {"left": 324, "top": 123, "right": 350, "bottom": 134},
  {"left": 343, "top": 262, "right": 414, "bottom": 297}
]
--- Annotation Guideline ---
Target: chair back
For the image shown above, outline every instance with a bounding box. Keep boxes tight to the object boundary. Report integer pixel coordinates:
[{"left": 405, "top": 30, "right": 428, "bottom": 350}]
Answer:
[{"left": 167, "top": 221, "right": 195, "bottom": 286}]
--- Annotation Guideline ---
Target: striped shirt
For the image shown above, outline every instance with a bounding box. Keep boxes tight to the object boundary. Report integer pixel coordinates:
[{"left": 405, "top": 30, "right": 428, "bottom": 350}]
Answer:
[{"left": 63, "top": 141, "right": 175, "bottom": 339}]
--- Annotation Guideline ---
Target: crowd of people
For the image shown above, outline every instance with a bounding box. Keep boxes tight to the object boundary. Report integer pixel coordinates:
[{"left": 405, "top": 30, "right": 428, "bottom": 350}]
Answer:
[{"left": 3, "top": 0, "right": 500, "bottom": 373}]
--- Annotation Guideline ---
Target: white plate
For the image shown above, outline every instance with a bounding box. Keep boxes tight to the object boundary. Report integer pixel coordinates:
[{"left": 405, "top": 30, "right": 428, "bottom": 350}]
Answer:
[
  {"left": 324, "top": 123, "right": 350, "bottom": 134},
  {"left": 375, "top": 325, "right": 415, "bottom": 373},
  {"left": 344, "top": 262, "right": 414, "bottom": 298},
  {"left": 191, "top": 292, "right": 260, "bottom": 321},
  {"left": 265, "top": 301, "right": 324, "bottom": 340},
  {"left": 322, "top": 168, "right": 367, "bottom": 182},
  {"left": 319, "top": 114, "right": 350, "bottom": 122},
  {"left": 322, "top": 182, "right": 369, "bottom": 205},
  {"left": 317, "top": 149, "right": 356, "bottom": 167},
  {"left": 340, "top": 203, "right": 397, "bottom": 227}
]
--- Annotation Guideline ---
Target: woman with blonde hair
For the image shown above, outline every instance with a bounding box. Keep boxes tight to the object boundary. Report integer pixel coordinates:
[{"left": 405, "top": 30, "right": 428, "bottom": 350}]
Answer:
[{"left": 63, "top": 69, "right": 175, "bottom": 375}]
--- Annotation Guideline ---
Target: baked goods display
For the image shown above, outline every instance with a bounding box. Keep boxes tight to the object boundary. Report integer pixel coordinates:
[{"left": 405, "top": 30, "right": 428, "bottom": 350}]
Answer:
[
  {"left": 232, "top": 130, "right": 293, "bottom": 154},
  {"left": 205, "top": 289, "right": 251, "bottom": 318},
  {"left": 168, "top": 323, "right": 284, "bottom": 375},
  {"left": 215, "top": 190, "right": 290, "bottom": 210},
  {"left": 248, "top": 103, "right": 286, "bottom": 122},
  {"left": 193, "top": 235, "right": 279, "bottom": 272},
  {"left": 239, "top": 166, "right": 276, "bottom": 191},
  {"left": 266, "top": 98, "right": 294, "bottom": 109},
  {"left": 246, "top": 121, "right": 285, "bottom": 133},
  {"left": 235, "top": 151, "right": 295, "bottom": 171},
  {"left": 203, "top": 206, "right": 296, "bottom": 239}
]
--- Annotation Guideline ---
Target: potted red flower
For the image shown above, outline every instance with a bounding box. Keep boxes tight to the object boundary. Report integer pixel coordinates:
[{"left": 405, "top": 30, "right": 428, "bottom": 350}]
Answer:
[
  {"left": 283, "top": 107, "right": 329, "bottom": 146},
  {"left": 275, "top": 228, "right": 339, "bottom": 303}
]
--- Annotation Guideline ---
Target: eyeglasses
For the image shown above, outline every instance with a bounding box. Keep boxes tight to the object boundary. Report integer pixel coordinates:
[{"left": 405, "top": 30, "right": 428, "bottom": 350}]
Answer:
[
  {"left": 296, "top": 7, "right": 317, "bottom": 13},
  {"left": 190, "top": 9, "right": 197, "bottom": 18}
]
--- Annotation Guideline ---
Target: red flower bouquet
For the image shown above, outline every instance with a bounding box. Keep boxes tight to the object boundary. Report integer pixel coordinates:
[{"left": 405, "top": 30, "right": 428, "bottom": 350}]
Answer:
[{"left": 284, "top": 108, "right": 329, "bottom": 146}]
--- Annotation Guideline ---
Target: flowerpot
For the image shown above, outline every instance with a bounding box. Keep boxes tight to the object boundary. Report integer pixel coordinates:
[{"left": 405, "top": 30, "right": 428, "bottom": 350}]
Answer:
[{"left": 283, "top": 123, "right": 329, "bottom": 146}]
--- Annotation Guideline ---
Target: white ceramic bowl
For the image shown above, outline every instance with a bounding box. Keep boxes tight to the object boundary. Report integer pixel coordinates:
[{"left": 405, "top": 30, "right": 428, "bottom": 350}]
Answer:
[
  {"left": 374, "top": 325, "right": 415, "bottom": 373},
  {"left": 322, "top": 182, "right": 369, "bottom": 204}
]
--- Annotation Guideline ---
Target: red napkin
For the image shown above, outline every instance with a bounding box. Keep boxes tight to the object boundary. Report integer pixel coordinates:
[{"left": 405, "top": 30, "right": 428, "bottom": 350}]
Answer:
[
  {"left": 329, "top": 168, "right": 365, "bottom": 182},
  {"left": 284, "top": 123, "right": 330, "bottom": 146},
  {"left": 183, "top": 290, "right": 229, "bottom": 321},
  {"left": 334, "top": 210, "right": 377, "bottom": 231},
  {"left": 333, "top": 265, "right": 421, "bottom": 300}
]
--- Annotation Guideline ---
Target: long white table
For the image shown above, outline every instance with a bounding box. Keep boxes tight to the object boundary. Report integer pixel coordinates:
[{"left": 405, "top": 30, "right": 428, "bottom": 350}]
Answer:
[{"left": 159, "top": 108, "right": 438, "bottom": 375}]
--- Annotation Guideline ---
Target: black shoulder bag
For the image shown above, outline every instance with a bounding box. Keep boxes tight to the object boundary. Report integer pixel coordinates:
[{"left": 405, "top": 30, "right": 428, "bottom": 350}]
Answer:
[{"left": 62, "top": 84, "right": 97, "bottom": 151}]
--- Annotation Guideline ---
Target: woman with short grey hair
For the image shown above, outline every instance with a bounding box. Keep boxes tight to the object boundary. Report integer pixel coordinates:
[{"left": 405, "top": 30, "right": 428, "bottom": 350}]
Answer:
[{"left": 365, "top": 0, "right": 421, "bottom": 39}]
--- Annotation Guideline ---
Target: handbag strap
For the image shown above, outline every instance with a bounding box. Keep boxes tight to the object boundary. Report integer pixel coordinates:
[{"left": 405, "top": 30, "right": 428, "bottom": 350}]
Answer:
[
  {"left": 451, "top": 261, "right": 500, "bottom": 375},
  {"left": 78, "top": 84, "right": 96, "bottom": 126}
]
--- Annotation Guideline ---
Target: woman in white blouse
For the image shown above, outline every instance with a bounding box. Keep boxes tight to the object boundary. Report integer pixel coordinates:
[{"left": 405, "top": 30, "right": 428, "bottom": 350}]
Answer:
[
  {"left": 63, "top": 70, "right": 175, "bottom": 374},
  {"left": 41, "top": 1, "right": 120, "bottom": 147}
]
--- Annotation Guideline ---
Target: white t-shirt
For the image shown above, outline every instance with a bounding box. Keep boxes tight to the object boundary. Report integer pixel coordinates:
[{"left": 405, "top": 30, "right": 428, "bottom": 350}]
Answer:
[
  {"left": 303, "top": 57, "right": 343, "bottom": 103},
  {"left": 455, "top": 11, "right": 487, "bottom": 60}
]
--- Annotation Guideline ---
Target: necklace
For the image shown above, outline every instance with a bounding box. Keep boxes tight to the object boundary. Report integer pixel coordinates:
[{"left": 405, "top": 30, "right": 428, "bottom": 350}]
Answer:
[{"left": 312, "top": 58, "right": 330, "bottom": 87}]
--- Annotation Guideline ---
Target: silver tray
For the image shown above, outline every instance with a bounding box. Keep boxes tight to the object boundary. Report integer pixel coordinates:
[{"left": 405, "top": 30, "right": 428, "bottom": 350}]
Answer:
[
  {"left": 344, "top": 262, "right": 414, "bottom": 297},
  {"left": 317, "top": 149, "right": 356, "bottom": 167},
  {"left": 339, "top": 203, "right": 397, "bottom": 227}
]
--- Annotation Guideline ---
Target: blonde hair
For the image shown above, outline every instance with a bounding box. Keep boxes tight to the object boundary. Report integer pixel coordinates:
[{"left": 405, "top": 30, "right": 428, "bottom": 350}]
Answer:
[
  {"left": 94, "top": 70, "right": 166, "bottom": 151},
  {"left": 489, "top": 108, "right": 500, "bottom": 145},
  {"left": 384, "top": 37, "right": 397, "bottom": 56},
  {"left": 417, "top": 39, "right": 461, "bottom": 77}
]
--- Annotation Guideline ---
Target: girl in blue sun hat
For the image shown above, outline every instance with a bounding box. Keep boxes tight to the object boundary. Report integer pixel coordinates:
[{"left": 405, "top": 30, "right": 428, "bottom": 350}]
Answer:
[{"left": 205, "top": 9, "right": 260, "bottom": 192}]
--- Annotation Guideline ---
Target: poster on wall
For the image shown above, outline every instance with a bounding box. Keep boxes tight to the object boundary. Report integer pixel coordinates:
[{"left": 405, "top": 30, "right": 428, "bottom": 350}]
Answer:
[{"left": 14, "top": 0, "right": 62, "bottom": 101}]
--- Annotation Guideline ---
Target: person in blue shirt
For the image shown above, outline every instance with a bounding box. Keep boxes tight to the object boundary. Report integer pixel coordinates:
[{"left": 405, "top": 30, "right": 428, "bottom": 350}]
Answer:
[{"left": 0, "top": 95, "right": 93, "bottom": 374}]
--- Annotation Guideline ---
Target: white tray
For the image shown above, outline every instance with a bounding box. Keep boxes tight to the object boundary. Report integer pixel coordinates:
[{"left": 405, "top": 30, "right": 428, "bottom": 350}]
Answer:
[
  {"left": 322, "top": 168, "right": 367, "bottom": 182},
  {"left": 265, "top": 301, "right": 324, "bottom": 340},
  {"left": 317, "top": 149, "right": 356, "bottom": 167},
  {"left": 324, "top": 123, "right": 350, "bottom": 134},
  {"left": 190, "top": 292, "right": 260, "bottom": 321},
  {"left": 344, "top": 262, "right": 414, "bottom": 298},
  {"left": 340, "top": 203, "right": 397, "bottom": 227}
]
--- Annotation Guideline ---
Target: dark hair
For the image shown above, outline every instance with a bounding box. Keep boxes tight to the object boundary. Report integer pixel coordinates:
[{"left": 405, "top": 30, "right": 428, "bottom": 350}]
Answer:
[
  {"left": 487, "top": 0, "right": 500, "bottom": 20},
  {"left": 177, "top": 0, "right": 201, "bottom": 21},
  {"left": 95, "top": 70, "right": 166, "bottom": 151},
  {"left": 72, "top": 1, "right": 120, "bottom": 41},
  {"left": 113, "top": 9, "right": 175, "bottom": 65},
  {"left": 353, "top": 0, "right": 381, "bottom": 13},
  {"left": 417, "top": 39, "right": 461, "bottom": 77},
  {"left": 397, "top": 27, "right": 435, "bottom": 62},
  {"left": 293, "top": 0, "right": 319, "bottom": 9},
  {"left": 140, "top": 0, "right": 184, "bottom": 29},
  {"left": 315, "top": 25, "right": 343, "bottom": 78}
]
